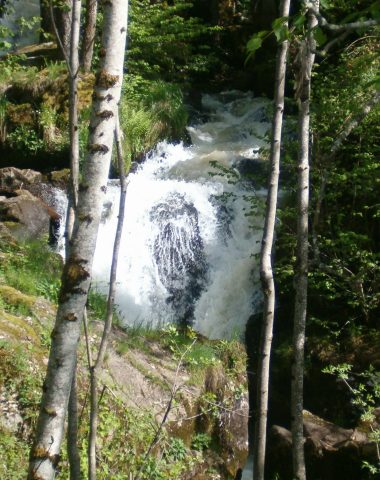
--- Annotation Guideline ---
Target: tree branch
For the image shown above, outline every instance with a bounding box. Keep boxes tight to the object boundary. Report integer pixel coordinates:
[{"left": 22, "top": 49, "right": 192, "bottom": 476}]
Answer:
[{"left": 306, "top": 3, "right": 379, "bottom": 33}]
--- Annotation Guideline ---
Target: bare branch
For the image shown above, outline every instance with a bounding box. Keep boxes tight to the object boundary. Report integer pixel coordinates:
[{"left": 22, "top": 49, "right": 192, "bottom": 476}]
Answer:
[
  {"left": 306, "top": 3, "right": 379, "bottom": 32},
  {"left": 319, "top": 31, "right": 349, "bottom": 56}
]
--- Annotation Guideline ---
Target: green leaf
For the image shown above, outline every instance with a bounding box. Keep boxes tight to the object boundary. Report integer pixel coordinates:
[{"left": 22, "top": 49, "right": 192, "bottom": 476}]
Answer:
[
  {"left": 271, "top": 16, "right": 288, "bottom": 31},
  {"left": 314, "top": 26, "right": 327, "bottom": 46},
  {"left": 293, "top": 13, "right": 306, "bottom": 29},
  {"left": 271, "top": 16, "right": 290, "bottom": 43},
  {"left": 320, "top": 0, "right": 332, "bottom": 9},
  {"left": 245, "top": 35, "right": 263, "bottom": 62}
]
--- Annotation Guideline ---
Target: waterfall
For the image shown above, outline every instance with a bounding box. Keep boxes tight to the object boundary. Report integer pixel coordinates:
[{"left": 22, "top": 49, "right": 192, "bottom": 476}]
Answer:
[{"left": 88, "top": 91, "right": 271, "bottom": 339}]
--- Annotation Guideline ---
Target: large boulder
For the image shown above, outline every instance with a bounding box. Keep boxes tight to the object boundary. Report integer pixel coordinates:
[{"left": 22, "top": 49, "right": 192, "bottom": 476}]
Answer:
[
  {"left": 267, "top": 410, "right": 379, "bottom": 480},
  {"left": 0, "top": 189, "right": 59, "bottom": 240},
  {"left": 0, "top": 167, "right": 42, "bottom": 191},
  {"left": 0, "top": 167, "right": 64, "bottom": 241}
]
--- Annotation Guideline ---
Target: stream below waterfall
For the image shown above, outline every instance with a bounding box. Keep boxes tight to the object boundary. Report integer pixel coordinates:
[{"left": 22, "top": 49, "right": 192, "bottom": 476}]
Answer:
[{"left": 85, "top": 90, "right": 271, "bottom": 339}]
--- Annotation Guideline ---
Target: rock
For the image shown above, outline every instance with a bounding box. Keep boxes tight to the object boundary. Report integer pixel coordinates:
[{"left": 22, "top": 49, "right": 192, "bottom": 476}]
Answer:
[
  {"left": 0, "top": 167, "right": 67, "bottom": 244},
  {"left": 0, "top": 167, "right": 42, "bottom": 191},
  {"left": 43, "top": 168, "right": 70, "bottom": 189},
  {"left": 0, "top": 188, "right": 57, "bottom": 240},
  {"left": 219, "top": 394, "right": 249, "bottom": 477},
  {"left": 267, "top": 410, "right": 379, "bottom": 480},
  {"left": 0, "top": 389, "right": 23, "bottom": 433}
]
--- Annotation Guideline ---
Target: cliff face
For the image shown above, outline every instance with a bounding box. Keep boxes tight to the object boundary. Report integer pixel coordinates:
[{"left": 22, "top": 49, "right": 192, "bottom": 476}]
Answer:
[{"left": 0, "top": 172, "right": 249, "bottom": 479}]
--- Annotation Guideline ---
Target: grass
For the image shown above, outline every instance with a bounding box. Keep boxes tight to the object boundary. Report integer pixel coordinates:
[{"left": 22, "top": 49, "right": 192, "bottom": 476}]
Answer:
[
  {"left": 87, "top": 288, "right": 122, "bottom": 325},
  {"left": 0, "top": 239, "right": 62, "bottom": 304}
]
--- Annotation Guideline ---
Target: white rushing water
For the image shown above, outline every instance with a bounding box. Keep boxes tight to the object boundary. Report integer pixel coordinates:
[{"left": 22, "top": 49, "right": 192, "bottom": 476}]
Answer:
[{"left": 88, "top": 91, "right": 270, "bottom": 339}]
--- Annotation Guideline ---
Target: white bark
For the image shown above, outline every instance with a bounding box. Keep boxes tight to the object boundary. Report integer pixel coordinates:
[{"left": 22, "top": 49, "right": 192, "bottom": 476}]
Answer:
[
  {"left": 65, "top": 0, "right": 81, "bottom": 256},
  {"left": 88, "top": 112, "right": 128, "bottom": 480},
  {"left": 291, "top": 2, "right": 319, "bottom": 480},
  {"left": 27, "top": 2, "right": 129, "bottom": 479},
  {"left": 253, "top": 1, "right": 291, "bottom": 479}
]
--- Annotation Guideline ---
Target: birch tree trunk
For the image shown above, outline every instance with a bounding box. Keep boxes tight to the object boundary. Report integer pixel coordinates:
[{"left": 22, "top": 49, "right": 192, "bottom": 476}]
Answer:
[
  {"left": 65, "top": 0, "right": 81, "bottom": 257},
  {"left": 66, "top": 1, "right": 82, "bottom": 476},
  {"left": 253, "top": 1, "right": 291, "bottom": 479},
  {"left": 291, "top": 2, "right": 319, "bottom": 479},
  {"left": 82, "top": 0, "right": 98, "bottom": 72},
  {"left": 27, "top": 2, "right": 129, "bottom": 479},
  {"left": 88, "top": 113, "right": 128, "bottom": 480}
]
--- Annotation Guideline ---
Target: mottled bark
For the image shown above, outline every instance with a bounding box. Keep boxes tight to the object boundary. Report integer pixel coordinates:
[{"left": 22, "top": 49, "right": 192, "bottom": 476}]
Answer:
[
  {"left": 291, "top": 2, "right": 319, "bottom": 480},
  {"left": 67, "top": 365, "right": 81, "bottom": 479},
  {"left": 65, "top": 0, "right": 81, "bottom": 253},
  {"left": 82, "top": 0, "right": 98, "bottom": 72},
  {"left": 88, "top": 112, "right": 128, "bottom": 480},
  {"left": 27, "top": 1, "right": 129, "bottom": 479},
  {"left": 66, "top": 1, "right": 82, "bottom": 476},
  {"left": 253, "top": 2, "right": 291, "bottom": 480}
]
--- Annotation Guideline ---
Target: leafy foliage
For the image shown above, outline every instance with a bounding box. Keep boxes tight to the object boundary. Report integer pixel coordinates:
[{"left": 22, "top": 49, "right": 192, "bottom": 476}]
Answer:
[
  {"left": 119, "top": 76, "right": 188, "bottom": 166},
  {"left": 127, "top": 0, "right": 219, "bottom": 84}
]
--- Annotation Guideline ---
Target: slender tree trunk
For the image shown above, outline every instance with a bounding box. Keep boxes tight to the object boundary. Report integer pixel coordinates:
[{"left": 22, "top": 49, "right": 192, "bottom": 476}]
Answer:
[
  {"left": 82, "top": 0, "right": 98, "bottom": 72},
  {"left": 65, "top": 0, "right": 81, "bottom": 252},
  {"left": 40, "top": 0, "right": 55, "bottom": 42},
  {"left": 291, "top": 2, "right": 318, "bottom": 480},
  {"left": 88, "top": 112, "right": 128, "bottom": 480},
  {"left": 65, "top": 1, "right": 82, "bottom": 476},
  {"left": 56, "top": 0, "right": 73, "bottom": 57},
  {"left": 253, "top": 2, "right": 291, "bottom": 480},
  {"left": 27, "top": 2, "right": 129, "bottom": 479},
  {"left": 67, "top": 364, "right": 81, "bottom": 479}
]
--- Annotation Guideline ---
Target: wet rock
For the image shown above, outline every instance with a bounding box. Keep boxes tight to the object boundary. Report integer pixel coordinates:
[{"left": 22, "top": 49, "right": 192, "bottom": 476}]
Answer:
[
  {"left": 150, "top": 193, "right": 207, "bottom": 325},
  {"left": 0, "top": 167, "right": 42, "bottom": 191},
  {"left": 0, "top": 188, "right": 58, "bottom": 240},
  {"left": 266, "top": 410, "right": 379, "bottom": 480}
]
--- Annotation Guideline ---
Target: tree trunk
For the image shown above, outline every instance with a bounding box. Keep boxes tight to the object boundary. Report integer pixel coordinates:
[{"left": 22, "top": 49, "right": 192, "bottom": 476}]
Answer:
[
  {"left": 291, "top": 2, "right": 319, "bottom": 480},
  {"left": 253, "top": 2, "right": 291, "bottom": 480},
  {"left": 40, "top": 0, "right": 55, "bottom": 42},
  {"left": 88, "top": 114, "right": 128, "bottom": 480},
  {"left": 67, "top": 364, "right": 81, "bottom": 479},
  {"left": 65, "top": 0, "right": 81, "bottom": 251},
  {"left": 56, "top": 0, "right": 73, "bottom": 57},
  {"left": 27, "top": 2, "right": 129, "bottom": 479},
  {"left": 66, "top": 0, "right": 82, "bottom": 476},
  {"left": 82, "top": 0, "right": 98, "bottom": 72}
]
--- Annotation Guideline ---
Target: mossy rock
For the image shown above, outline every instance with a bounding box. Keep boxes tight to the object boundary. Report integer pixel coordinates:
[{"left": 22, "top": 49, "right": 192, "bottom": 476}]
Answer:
[
  {"left": 6, "top": 103, "right": 35, "bottom": 128},
  {"left": 0, "top": 284, "right": 36, "bottom": 310},
  {"left": 43, "top": 168, "right": 70, "bottom": 188},
  {"left": 0, "top": 309, "right": 39, "bottom": 343}
]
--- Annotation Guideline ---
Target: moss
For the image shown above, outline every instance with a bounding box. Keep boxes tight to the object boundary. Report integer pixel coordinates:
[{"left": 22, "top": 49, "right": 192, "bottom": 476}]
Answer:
[
  {"left": 77, "top": 73, "right": 95, "bottom": 111},
  {"left": 0, "top": 284, "right": 36, "bottom": 310},
  {"left": 97, "top": 70, "right": 119, "bottom": 89},
  {"left": 6, "top": 103, "right": 35, "bottom": 127},
  {"left": 0, "top": 309, "right": 39, "bottom": 342}
]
